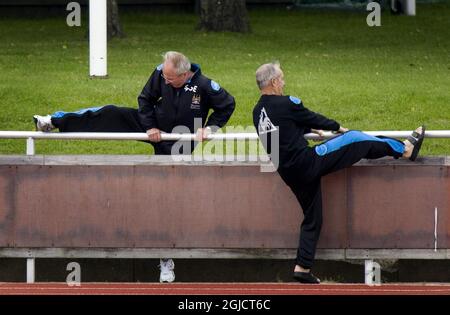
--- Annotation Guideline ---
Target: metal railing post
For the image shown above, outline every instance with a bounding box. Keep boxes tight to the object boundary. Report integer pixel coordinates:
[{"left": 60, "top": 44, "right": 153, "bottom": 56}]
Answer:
[
  {"left": 26, "top": 258, "right": 35, "bottom": 283},
  {"left": 26, "top": 137, "right": 35, "bottom": 156}
]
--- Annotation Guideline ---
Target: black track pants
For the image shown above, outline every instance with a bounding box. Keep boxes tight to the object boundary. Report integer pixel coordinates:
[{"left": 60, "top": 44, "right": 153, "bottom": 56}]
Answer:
[
  {"left": 283, "top": 131, "right": 405, "bottom": 269},
  {"left": 50, "top": 105, "right": 193, "bottom": 155}
]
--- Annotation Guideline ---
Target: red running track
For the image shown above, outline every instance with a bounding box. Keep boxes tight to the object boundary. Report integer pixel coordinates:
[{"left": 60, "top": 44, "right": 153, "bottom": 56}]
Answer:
[{"left": 1, "top": 282, "right": 450, "bottom": 295}]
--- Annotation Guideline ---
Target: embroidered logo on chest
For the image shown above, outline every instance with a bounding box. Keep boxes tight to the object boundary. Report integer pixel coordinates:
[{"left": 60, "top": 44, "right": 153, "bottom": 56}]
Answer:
[
  {"left": 191, "top": 94, "right": 201, "bottom": 110},
  {"left": 258, "top": 107, "right": 277, "bottom": 134},
  {"left": 184, "top": 85, "right": 198, "bottom": 93}
]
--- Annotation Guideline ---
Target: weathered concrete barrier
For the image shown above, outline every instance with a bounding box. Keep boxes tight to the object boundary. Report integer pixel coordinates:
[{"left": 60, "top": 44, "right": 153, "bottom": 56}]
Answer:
[{"left": 0, "top": 155, "right": 448, "bottom": 261}]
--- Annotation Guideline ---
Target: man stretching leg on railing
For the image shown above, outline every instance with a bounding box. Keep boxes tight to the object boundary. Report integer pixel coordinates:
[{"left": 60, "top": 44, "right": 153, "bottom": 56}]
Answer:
[
  {"left": 32, "top": 51, "right": 236, "bottom": 283},
  {"left": 33, "top": 51, "right": 235, "bottom": 155},
  {"left": 252, "top": 62, "right": 425, "bottom": 284}
]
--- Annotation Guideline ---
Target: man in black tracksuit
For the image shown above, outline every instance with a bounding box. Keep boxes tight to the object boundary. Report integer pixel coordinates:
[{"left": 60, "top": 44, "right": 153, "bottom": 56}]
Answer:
[
  {"left": 252, "top": 62, "right": 425, "bottom": 284},
  {"left": 33, "top": 51, "right": 236, "bottom": 155},
  {"left": 33, "top": 51, "right": 235, "bottom": 283}
]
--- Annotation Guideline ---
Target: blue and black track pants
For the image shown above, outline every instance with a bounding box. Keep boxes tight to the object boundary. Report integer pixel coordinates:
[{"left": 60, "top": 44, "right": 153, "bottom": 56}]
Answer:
[
  {"left": 282, "top": 131, "right": 405, "bottom": 269},
  {"left": 50, "top": 105, "right": 193, "bottom": 155}
]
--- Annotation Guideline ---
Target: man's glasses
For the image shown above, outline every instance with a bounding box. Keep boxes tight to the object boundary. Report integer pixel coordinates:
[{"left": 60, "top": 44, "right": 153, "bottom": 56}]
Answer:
[{"left": 161, "top": 72, "right": 186, "bottom": 83}]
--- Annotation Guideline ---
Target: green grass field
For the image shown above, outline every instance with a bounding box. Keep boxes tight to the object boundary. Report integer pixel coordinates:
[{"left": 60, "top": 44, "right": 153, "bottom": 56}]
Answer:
[{"left": 0, "top": 4, "right": 449, "bottom": 155}]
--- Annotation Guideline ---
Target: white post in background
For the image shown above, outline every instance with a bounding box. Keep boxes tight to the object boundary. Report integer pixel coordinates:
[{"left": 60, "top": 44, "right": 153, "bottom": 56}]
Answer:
[
  {"left": 403, "top": 0, "right": 416, "bottom": 16},
  {"left": 89, "top": 0, "right": 107, "bottom": 77}
]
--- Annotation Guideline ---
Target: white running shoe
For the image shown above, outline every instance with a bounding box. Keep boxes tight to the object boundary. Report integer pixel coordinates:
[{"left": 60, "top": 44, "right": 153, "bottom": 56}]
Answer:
[
  {"left": 159, "top": 258, "right": 175, "bottom": 283},
  {"left": 33, "top": 115, "right": 55, "bottom": 132}
]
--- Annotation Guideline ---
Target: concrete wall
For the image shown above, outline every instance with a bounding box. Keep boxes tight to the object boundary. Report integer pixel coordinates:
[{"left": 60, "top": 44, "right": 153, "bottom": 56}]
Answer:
[{"left": 0, "top": 155, "right": 448, "bottom": 251}]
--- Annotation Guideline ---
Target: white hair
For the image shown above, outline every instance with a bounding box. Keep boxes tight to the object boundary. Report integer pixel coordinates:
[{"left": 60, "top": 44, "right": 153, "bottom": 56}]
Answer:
[
  {"left": 163, "top": 51, "right": 191, "bottom": 75},
  {"left": 255, "top": 62, "right": 282, "bottom": 90}
]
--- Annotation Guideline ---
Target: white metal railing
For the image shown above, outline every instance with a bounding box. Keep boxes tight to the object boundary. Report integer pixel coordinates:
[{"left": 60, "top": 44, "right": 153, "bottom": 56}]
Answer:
[{"left": 0, "top": 130, "right": 449, "bottom": 156}]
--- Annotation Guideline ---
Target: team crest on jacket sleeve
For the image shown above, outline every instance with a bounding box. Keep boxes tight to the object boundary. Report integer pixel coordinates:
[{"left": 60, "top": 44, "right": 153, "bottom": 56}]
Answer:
[
  {"left": 258, "top": 107, "right": 278, "bottom": 134},
  {"left": 289, "top": 96, "right": 301, "bottom": 105},
  {"left": 211, "top": 80, "right": 221, "bottom": 91}
]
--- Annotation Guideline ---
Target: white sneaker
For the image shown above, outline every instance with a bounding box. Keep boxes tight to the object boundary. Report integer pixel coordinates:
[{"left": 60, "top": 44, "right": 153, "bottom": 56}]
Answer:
[
  {"left": 33, "top": 115, "right": 55, "bottom": 132},
  {"left": 159, "top": 258, "right": 175, "bottom": 283}
]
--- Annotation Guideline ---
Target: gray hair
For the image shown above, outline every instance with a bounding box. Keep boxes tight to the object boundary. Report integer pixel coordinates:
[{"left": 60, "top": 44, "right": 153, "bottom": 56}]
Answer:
[
  {"left": 255, "top": 62, "right": 282, "bottom": 90},
  {"left": 163, "top": 51, "right": 191, "bottom": 75}
]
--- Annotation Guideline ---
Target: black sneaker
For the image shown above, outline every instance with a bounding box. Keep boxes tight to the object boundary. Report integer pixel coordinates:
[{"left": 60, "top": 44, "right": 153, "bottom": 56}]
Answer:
[{"left": 293, "top": 272, "right": 321, "bottom": 284}]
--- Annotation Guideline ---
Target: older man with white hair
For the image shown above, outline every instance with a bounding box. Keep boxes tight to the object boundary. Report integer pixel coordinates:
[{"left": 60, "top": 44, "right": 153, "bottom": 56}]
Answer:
[
  {"left": 32, "top": 51, "right": 236, "bottom": 283},
  {"left": 252, "top": 62, "right": 425, "bottom": 284},
  {"left": 33, "top": 51, "right": 236, "bottom": 155}
]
